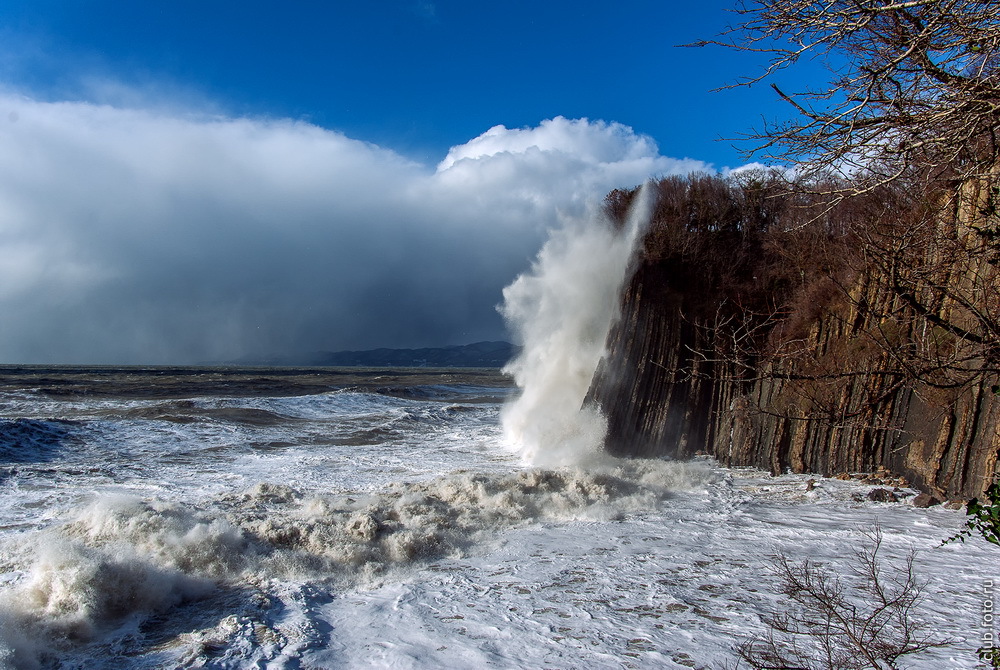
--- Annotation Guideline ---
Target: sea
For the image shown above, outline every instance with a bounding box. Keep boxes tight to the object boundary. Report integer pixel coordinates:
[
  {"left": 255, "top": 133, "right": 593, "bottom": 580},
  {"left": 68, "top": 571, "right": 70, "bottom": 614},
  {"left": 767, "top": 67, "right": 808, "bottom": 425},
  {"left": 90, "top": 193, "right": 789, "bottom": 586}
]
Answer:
[{"left": 0, "top": 364, "right": 994, "bottom": 669}]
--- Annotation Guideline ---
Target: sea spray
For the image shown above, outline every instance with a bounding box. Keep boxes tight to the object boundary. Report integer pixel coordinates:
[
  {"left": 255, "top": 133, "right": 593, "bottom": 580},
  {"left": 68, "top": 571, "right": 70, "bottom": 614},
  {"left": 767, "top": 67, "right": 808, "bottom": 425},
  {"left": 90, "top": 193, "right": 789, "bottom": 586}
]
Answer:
[
  {"left": 499, "top": 184, "right": 652, "bottom": 466},
  {"left": 0, "top": 460, "right": 714, "bottom": 665}
]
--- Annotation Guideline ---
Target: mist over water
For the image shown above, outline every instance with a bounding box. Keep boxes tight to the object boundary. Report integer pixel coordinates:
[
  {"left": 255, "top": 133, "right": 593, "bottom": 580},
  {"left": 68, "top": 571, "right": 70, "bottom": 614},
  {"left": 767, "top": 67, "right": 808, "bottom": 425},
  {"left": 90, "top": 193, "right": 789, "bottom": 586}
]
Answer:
[
  {"left": 499, "top": 185, "right": 651, "bottom": 467},
  {"left": 0, "top": 96, "right": 708, "bottom": 364}
]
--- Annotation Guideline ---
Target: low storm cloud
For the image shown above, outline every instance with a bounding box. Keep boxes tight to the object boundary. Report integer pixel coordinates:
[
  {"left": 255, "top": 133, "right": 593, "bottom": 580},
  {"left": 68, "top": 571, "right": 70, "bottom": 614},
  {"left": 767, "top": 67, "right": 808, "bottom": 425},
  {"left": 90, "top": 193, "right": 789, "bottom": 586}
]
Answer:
[{"left": 0, "top": 96, "right": 709, "bottom": 363}]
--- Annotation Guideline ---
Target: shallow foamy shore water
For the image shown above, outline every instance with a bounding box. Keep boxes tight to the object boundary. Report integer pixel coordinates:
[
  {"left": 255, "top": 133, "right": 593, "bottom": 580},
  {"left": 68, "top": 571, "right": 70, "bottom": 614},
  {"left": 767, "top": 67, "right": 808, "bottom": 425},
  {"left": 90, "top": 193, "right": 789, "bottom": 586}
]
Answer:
[{"left": 0, "top": 367, "right": 993, "bottom": 669}]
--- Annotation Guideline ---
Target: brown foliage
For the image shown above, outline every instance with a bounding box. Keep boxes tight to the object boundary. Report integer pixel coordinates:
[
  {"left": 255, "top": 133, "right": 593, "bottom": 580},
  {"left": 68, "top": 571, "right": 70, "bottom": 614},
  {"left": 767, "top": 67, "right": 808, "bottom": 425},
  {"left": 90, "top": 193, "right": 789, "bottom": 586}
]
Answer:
[
  {"left": 608, "top": 169, "right": 998, "bottom": 426},
  {"left": 605, "top": 172, "right": 857, "bottom": 358}
]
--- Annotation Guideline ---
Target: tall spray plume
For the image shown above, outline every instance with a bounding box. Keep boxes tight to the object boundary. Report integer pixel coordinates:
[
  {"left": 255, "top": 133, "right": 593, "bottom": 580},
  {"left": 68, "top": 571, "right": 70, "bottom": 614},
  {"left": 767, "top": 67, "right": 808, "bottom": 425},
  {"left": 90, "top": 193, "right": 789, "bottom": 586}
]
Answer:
[{"left": 500, "top": 185, "right": 652, "bottom": 467}]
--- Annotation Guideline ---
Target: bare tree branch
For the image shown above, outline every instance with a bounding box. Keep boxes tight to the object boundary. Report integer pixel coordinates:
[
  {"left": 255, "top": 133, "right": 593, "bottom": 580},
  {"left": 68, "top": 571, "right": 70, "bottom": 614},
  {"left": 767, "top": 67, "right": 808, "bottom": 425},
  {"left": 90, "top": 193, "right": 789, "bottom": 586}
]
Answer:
[
  {"left": 729, "top": 524, "right": 954, "bottom": 669},
  {"left": 695, "top": 0, "right": 1000, "bottom": 190}
]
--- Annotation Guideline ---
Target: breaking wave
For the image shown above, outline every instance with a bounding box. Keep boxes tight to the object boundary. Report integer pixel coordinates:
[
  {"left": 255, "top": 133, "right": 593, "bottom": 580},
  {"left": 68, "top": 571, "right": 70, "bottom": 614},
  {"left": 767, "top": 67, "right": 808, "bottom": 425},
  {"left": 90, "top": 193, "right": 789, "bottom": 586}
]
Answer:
[
  {"left": 500, "top": 185, "right": 652, "bottom": 467},
  {"left": 0, "top": 458, "right": 716, "bottom": 666}
]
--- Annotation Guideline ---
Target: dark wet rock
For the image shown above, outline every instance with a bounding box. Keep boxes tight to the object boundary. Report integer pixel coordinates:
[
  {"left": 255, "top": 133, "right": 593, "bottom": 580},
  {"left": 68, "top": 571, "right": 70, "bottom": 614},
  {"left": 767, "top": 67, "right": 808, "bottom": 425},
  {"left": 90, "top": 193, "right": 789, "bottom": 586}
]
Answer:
[
  {"left": 911, "top": 493, "right": 944, "bottom": 508},
  {"left": 867, "top": 488, "right": 898, "bottom": 503}
]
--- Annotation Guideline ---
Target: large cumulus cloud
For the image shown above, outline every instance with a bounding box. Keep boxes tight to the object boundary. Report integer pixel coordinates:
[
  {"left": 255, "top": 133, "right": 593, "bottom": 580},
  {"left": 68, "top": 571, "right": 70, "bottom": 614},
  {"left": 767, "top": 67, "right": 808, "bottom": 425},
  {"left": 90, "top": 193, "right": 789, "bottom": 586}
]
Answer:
[{"left": 0, "top": 98, "right": 710, "bottom": 364}]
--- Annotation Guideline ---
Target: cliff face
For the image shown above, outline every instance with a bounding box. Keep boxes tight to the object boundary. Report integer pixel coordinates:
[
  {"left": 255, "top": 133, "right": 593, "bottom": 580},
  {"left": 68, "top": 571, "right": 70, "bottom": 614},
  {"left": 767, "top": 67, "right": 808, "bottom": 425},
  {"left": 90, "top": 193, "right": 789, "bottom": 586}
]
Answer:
[
  {"left": 588, "top": 261, "right": 728, "bottom": 461},
  {"left": 587, "top": 177, "right": 1000, "bottom": 501},
  {"left": 587, "top": 257, "right": 999, "bottom": 500}
]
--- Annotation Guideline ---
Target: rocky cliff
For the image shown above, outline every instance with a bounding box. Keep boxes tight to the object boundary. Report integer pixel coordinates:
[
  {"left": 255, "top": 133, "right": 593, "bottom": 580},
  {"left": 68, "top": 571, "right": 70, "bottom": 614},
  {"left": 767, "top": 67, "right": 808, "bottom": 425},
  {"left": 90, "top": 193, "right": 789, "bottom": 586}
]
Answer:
[{"left": 586, "top": 176, "right": 1000, "bottom": 501}]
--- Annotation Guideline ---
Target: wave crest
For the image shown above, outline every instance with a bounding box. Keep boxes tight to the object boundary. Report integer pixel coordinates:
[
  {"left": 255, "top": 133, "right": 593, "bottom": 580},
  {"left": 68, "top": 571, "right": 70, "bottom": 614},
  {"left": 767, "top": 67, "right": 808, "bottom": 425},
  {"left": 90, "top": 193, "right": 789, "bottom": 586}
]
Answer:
[{"left": 0, "top": 458, "right": 716, "bottom": 662}]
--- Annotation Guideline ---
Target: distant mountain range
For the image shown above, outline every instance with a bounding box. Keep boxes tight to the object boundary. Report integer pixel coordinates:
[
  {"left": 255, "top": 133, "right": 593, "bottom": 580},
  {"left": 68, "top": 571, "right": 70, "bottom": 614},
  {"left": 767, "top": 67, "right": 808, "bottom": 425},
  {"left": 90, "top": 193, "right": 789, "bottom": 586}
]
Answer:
[{"left": 235, "top": 341, "right": 519, "bottom": 368}]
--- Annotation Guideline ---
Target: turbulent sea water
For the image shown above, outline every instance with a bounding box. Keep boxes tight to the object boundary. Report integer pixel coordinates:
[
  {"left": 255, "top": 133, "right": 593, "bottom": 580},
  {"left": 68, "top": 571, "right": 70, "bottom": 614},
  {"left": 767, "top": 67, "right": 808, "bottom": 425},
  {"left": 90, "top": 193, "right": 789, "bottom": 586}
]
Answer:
[{"left": 0, "top": 365, "right": 994, "bottom": 669}]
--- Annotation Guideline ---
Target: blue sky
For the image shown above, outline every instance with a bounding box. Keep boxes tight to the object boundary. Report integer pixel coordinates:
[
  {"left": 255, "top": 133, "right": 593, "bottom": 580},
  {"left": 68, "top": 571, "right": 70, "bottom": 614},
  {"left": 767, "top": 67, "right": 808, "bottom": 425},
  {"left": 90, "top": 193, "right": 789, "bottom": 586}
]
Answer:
[
  {"left": 0, "top": 0, "right": 780, "bottom": 167},
  {"left": 0, "top": 1, "right": 812, "bottom": 363}
]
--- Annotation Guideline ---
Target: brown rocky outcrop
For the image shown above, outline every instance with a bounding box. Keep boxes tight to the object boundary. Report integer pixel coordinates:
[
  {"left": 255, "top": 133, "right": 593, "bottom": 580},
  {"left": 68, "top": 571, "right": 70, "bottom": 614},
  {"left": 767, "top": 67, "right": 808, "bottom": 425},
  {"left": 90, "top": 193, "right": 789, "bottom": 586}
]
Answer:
[{"left": 586, "top": 177, "right": 1000, "bottom": 500}]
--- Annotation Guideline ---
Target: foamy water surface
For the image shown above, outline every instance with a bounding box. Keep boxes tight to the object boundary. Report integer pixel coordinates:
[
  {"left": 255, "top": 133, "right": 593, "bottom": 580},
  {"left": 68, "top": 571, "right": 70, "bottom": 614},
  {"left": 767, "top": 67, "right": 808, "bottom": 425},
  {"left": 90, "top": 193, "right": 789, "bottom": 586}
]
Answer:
[{"left": 0, "top": 367, "right": 994, "bottom": 669}]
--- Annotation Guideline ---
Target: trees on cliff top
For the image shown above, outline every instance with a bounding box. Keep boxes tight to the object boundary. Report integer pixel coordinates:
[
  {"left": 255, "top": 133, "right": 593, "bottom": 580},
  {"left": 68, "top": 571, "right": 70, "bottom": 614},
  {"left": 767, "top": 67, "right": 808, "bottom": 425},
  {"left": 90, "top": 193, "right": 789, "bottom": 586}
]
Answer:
[
  {"left": 696, "top": 0, "right": 1000, "bottom": 190},
  {"left": 688, "top": 0, "right": 1000, "bottom": 392}
]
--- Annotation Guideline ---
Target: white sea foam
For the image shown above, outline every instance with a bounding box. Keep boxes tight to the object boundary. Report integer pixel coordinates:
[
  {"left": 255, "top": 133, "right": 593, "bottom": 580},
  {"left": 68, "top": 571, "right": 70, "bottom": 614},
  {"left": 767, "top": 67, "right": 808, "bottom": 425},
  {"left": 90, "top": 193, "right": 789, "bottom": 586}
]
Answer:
[
  {"left": 0, "top": 457, "right": 714, "bottom": 664},
  {"left": 500, "top": 185, "right": 652, "bottom": 467},
  {"left": 0, "top": 371, "right": 989, "bottom": 667}
]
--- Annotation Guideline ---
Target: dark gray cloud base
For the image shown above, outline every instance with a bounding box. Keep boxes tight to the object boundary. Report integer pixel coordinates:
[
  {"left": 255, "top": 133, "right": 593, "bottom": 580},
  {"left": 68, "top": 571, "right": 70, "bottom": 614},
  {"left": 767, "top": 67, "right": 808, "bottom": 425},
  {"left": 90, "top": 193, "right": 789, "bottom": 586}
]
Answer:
[{"left": 0, "top": 99, "right": 709, "bottom": 364}]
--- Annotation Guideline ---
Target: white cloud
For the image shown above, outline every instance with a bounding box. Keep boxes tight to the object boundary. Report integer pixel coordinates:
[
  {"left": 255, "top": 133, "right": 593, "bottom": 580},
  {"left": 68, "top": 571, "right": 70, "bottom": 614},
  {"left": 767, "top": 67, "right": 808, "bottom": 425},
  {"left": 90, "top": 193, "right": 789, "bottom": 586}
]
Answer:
[
  {"left": 437, "top": 116, "right": 703, "bottom": 172},
  {"left": 0, "top": 95, "right": 713, "bottom": 363}
]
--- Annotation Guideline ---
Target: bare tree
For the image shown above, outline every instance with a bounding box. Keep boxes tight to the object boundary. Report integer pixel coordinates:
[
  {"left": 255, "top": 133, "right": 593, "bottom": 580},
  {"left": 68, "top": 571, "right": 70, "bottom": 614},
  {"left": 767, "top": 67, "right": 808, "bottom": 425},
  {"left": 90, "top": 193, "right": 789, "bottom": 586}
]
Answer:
[
  {"left": 695, "top": 0, "right": 1000, "bottom": 192},
  {"left": 731, "top": 525, "right": 953, "bottom": 669},
  {"left": 687, "top": 0, "right": 1000, "bottom": 398}
]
